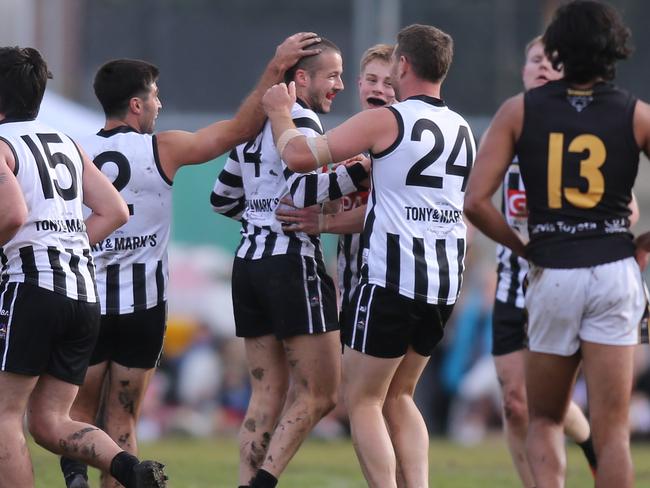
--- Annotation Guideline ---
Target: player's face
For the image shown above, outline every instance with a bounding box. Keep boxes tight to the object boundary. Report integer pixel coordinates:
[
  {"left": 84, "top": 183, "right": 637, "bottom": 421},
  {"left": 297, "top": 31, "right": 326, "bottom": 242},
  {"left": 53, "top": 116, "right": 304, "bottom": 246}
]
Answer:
[
  {"left": 304, "top": 50, "right": 344, "bottom": 114},
  {"left": 138, "top": 82, "right": 162, "bottom": 134},
  {"left": 358, "top": 59, "right": 395, "bottom": 110},
  {"left": 522, "top": 41, "right": 562, "bottom": 91}
]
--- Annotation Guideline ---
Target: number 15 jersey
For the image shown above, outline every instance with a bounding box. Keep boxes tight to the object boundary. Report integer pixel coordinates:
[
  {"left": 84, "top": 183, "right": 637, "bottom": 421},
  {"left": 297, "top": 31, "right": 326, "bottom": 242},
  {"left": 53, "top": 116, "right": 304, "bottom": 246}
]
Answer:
[
  {"left": 80, "top": 126, "right": 172, "bottom": 314},
  {"left": 0, "top": 119, "right": 97, "bottom": 302},
  {"left": 362, "top": 95, "right": 475, "bottom": 304}
]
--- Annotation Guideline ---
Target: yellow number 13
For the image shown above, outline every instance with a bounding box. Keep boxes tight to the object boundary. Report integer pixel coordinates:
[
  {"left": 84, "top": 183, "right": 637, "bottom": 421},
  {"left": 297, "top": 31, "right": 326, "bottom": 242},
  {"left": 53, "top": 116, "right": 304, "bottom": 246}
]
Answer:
[{"left": 547, "top": 133, "right": 606, "bottom": 209}]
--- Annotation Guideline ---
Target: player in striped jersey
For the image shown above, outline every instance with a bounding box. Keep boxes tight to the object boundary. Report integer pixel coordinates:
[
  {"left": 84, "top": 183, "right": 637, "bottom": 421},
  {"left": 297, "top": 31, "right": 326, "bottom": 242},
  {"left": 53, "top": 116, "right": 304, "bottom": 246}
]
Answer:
[
  {"left": 212, "top": 38, "right": 369, "bottom": 488},
  {"left": 0, "top": 46, "right": 168, "bottom": 488},
  {"left": 491, "top": 36, "right": 600, "bottom": 485},
  {"left": 58, "top": 34, "right": 320, "bottom": 488},
  {"left": 276, "top": 43, "right": 395, "bottom": 313},
  {"left": 263, "top": 24, "right": 474, "bottom": 488},
  {"left": 465, "top": 2, "right": 650, "bottom": 485}
]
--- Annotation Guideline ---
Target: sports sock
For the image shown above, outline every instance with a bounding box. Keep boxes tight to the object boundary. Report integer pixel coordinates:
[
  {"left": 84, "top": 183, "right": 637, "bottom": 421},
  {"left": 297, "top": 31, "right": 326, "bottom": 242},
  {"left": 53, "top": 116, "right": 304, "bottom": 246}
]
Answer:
[
  {"left": 249, "top": 469, "right": 278, "bottom": 488},
  {"left": 60, "top": 456, "right": 88, "bottom": 485},
  {"left": 109, "top": 451, "right": 140, "bottom": 487},
  {"left": 577, "top": 435, "right": 597, "bottom": 470}
]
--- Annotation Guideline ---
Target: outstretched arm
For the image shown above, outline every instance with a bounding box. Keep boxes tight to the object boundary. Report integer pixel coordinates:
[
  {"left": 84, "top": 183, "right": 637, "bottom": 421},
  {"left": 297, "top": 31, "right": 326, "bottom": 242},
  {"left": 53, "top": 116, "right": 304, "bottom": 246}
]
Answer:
[
  {"left": 464, "top": 94, "right": 527, "bottom": 257},
  {"left": 157, "top": 33, "right": 322, "bottom": 180},
  {"left": 0, "top": 144, "right": 27, "bottom": 246}
]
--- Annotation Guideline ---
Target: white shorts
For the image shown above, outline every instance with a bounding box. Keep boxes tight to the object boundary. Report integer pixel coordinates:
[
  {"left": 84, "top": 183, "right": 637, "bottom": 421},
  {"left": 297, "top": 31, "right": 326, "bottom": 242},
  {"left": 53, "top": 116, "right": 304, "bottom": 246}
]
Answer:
[{"left": 525, "top": 257, "right": 645, "bottom": 356}]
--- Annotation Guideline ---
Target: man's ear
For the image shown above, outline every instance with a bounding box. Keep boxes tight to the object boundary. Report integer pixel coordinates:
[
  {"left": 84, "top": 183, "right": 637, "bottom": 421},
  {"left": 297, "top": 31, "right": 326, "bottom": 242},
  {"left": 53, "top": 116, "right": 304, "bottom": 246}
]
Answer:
[
  {"left": 129, "top": 97, "right": 142, "bottom": 114},
  {"left": 294, "top": 68, "right": 309, "bottom": 88}
]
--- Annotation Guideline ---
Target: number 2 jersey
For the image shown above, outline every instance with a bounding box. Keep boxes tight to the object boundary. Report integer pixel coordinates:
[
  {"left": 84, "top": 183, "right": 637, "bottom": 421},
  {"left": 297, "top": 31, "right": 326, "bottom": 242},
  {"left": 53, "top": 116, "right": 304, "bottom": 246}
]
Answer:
[
  {"left": 79, "top": 126, "right": 172, "bottom": 314},
  {"left": 0, "top": 119, "right": 97, "bottom": 302},
  {"left": 516, "top": 80, "right": 638, "bottom": 268},
  {"left": 362, "top": 95, "right": 475, "bottom": 304}
]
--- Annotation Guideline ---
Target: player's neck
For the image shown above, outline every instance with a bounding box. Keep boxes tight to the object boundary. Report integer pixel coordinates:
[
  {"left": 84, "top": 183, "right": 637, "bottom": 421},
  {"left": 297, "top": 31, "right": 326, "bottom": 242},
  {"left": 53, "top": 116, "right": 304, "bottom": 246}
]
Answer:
[
  {"left": 398, "top": 79, "right": 442, "bottom": 102},
  {"left": 104, "top": 115, "right": 141, "bottom": 133}
]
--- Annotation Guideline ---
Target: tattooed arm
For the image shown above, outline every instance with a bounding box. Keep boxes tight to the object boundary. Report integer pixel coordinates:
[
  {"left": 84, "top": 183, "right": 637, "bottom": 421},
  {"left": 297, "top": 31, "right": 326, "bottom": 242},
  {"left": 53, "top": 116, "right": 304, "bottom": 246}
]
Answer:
[{"left": 0, "top": 142, "right": 27, "bottom": 246}]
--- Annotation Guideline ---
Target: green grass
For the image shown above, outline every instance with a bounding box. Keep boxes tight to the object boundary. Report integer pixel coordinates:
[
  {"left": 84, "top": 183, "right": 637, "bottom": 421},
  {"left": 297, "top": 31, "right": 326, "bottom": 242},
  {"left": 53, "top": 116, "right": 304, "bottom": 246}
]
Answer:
[{"left": 31, "top": 436, "right": 650, "bottom": 487}]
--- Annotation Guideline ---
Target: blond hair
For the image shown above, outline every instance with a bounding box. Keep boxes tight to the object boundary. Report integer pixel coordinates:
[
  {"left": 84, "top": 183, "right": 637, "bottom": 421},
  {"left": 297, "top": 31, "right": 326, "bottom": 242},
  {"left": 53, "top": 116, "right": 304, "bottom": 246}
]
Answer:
[{"left": 359, "top": 43, "right": 394, "bottom": 74}]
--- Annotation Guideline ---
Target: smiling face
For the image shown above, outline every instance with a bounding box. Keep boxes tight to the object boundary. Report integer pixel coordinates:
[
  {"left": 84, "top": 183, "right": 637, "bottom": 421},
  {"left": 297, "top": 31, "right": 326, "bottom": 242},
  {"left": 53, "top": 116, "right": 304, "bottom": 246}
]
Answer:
[
  {"left": 522, "top": 40, "right": 562, "bottom": 90},
  {"left": 358, "top": 59, "right": 394, "bottom": 110},
  {"left": 302, "top": 49, "right": 344, "bottom": 114}
]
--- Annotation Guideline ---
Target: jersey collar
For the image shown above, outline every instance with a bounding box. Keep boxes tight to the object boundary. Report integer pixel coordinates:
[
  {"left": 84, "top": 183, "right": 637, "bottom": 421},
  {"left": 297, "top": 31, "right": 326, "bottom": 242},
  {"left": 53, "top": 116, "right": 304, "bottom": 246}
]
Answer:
[
  {"left": 97, "top": 125, "right": 140, "bottom": 137},
  {"left": 405, "top": 94, "right": 446, "bottom": 107}
]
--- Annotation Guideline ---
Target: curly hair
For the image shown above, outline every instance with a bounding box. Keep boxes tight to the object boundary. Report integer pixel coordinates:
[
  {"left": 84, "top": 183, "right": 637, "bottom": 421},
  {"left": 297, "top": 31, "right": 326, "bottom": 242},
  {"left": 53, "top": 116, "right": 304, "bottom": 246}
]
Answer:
[{"left": 543, "top": 0, "right": 632, "bottom": 84}]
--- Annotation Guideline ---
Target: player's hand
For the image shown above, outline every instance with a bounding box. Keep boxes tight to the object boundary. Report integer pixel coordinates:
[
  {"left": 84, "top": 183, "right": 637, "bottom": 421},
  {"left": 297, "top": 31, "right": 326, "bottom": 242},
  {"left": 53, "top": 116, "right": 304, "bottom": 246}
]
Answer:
[
  {"left": 276, "top": 197, "right": 322, "bottom": 234},
  {"left": 263, "top": 82, "right": 296, "bottom": 115},
  {"left": 274, "top": 32, "right": 321, "bottom": 72}
]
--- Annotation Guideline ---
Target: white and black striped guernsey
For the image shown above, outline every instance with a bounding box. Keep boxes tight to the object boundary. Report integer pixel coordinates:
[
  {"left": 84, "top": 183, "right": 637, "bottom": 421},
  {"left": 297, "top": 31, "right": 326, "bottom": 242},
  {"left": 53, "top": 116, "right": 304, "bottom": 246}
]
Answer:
[
  {"left": 495, "top": 159, "right": 528, "bottom": 308},
  {"left": 0, "top": 119, "right": 97, "bottom": 302},
  {"left": 337, "top": 190, "right": 368, "bottom": 310},
  {"left": 361, "top": 95, "right": 475, "bottom": 304},
  {"left": 211, "top": 100, "right": 365, "bottom": 260},
  {"left": 79, "top": 126, "right": 172, "bottom": 314}
]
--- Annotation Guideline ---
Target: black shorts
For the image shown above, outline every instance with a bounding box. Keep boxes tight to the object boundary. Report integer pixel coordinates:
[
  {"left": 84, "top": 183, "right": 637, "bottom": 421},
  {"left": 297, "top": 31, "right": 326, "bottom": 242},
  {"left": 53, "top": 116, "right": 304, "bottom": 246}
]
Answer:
[
  {"left": 232, "top": 255, "right": 338, "bottom": 339},
  {"left": 90, "top": 301, "right": 167, "bottom": 369},
  {"left": 491, "top": 299, "right": 527, "bottom": 356},
  {"left": 341, "top": 283, "right": 454, "bottom": 358},
  {"left": 0, "top": 282, "right": 99, "bottom": 385}
]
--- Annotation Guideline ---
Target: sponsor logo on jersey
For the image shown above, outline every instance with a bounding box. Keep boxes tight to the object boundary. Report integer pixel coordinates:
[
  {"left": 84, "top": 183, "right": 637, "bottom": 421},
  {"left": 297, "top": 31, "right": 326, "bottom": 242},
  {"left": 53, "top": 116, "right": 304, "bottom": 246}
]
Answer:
[
  {"left": 404, "top": 206, "right": 463, "bottom": 224},
  {"left": 245, "top": 197, "right": 280, "bottom": 213},
  {"left": 35, "top": 219, "right": 86, "bottom": 233},
  {"left": 341, "top": 192, "right": 369, "bottom": 211},
  {"left": 92, "top": 233, "right": 158, "bottom": 252},
  {"left": 506, "top": 189, "right": 528, "bottom": 218},
  {"left": 0, "top": 309, "right": 8, "bottom": 317}
]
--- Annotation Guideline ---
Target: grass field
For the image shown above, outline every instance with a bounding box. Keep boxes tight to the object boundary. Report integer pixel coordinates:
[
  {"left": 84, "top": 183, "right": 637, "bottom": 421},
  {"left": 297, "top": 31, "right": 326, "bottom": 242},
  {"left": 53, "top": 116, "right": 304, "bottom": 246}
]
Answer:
[{"left": 30, "top": 435, "right": 650, "bottom": 487}]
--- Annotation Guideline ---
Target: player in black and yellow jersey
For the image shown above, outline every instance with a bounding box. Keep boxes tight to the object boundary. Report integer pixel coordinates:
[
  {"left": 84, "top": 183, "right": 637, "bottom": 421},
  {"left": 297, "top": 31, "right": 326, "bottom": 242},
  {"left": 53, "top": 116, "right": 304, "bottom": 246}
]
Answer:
[{"left": 465, "top": 1, "right": 650, "bottom": 487}]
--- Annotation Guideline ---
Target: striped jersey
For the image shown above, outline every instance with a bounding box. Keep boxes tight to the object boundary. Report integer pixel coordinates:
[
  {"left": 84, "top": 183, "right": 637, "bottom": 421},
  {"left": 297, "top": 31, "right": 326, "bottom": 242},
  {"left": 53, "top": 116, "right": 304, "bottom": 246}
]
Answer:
[
  {"left": 211, "top": 100, "right": 366, "bottom": 260},
  {"left": 0, "top": 119, "right": 97, "bottom": 302},
  {"left": 337, "top": 190, "right": 368, "bottom": 310},
  {"left": 495, "top": 159, "right": 528, "bottom": 308},
  {"left": 79, "top": 126, "right": 172, "bottom": 314},
  {"left": 361, "top": 95, "right": 475, "bottom": 304}
]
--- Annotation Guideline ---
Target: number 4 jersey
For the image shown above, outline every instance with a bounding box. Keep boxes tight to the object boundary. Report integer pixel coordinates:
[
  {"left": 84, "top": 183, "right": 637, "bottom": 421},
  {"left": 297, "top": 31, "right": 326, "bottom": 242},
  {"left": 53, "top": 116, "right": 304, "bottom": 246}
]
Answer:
[
  {"left": 0, "top": 119, "right": 97, "bottom": 302},
  {"left": 79, "top": 126, "right": 172, "bottom": 314},
  {"left": 516, "top": 80, "right": 638, "bottom": 268},
  {"left": 362, "top": 95, "right": 475, "bottom": 304}
]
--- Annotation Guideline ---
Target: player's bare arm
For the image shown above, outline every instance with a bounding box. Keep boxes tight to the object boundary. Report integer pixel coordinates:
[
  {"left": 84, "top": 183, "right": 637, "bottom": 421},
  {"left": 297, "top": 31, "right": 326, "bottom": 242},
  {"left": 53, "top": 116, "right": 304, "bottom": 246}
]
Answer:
[
  {"left": 0, "top": 143, "right": 27, "bottom": 246},
  {"left": 464, "top": 94, "right": 527, "bottom": 257},
  {"left": 80, "top": 145, "right": 129, "bottom": 245},
  {"left": 156, "top": 32, "right": 322, "bottom": 178},
  {"left": 263, "top": 81, "right": 396, "bottom": 172},
  {"left": 632, "top": 99, "right": 650, "bottom": 259}
]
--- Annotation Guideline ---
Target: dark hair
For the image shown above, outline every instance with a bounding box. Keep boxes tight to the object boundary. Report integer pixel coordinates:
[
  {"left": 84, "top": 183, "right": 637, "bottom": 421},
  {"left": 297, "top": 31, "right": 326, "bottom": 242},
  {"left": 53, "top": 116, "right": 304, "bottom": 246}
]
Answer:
[
  {"left": 395, "top": 24, "right": 453, "bottom": 83},
  {"left": 94, "top": 59, "right": 160, "bottom": 118},
  {"left": 284, "top": 38, "right": 340, "bottom": 83},
  {"left": 0, "top": 46, "right": 51, "bottom": 119},
  {"left": 543, "top": 0, "right": 632, "bottom": 84}
]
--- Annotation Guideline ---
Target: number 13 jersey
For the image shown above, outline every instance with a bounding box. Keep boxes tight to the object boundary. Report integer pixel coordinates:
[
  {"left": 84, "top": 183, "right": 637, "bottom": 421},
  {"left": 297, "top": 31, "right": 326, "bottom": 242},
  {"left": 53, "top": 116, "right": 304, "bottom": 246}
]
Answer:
[
  {"left": 362, "top": 95, "right": 475, "bottom": 304},
  {"left": 516, "top": 80, "right": 638, "bottom": 268},
  {"left": 0, "top": 119, "right": 97, "bottom": 302},
  {"left": 80, "top": 126, "right": 172, "bottom": 314}
]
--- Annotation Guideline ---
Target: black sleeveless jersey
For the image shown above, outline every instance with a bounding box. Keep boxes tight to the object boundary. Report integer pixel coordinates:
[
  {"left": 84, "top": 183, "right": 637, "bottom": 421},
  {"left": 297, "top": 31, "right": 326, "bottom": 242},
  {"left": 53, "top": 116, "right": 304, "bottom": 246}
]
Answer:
[{"left": 515, "top": 80, "right": 639, "bottom": 268}]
